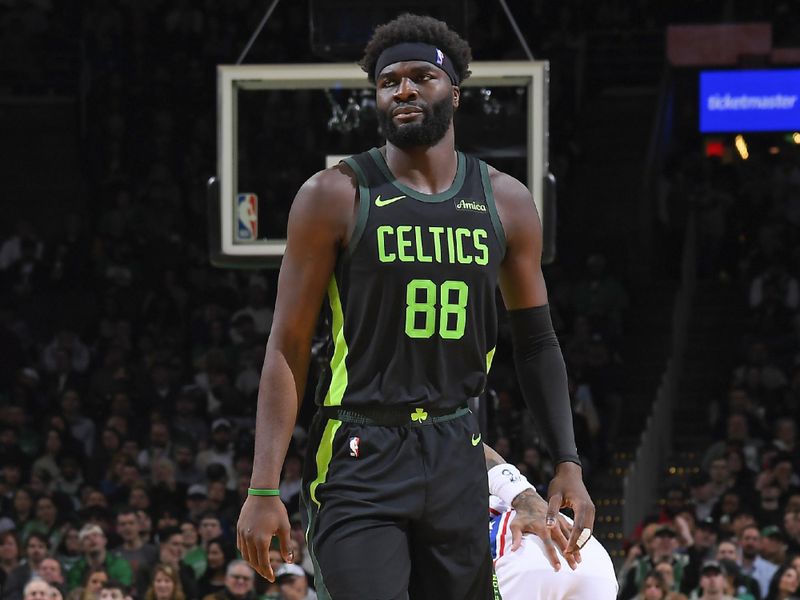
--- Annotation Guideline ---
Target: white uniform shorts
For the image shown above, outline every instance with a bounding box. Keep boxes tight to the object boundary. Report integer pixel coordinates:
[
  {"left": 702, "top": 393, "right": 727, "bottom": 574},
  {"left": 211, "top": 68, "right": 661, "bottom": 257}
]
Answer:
[{"left": 491, "top": 508, "right": 618, "bottom": 600}]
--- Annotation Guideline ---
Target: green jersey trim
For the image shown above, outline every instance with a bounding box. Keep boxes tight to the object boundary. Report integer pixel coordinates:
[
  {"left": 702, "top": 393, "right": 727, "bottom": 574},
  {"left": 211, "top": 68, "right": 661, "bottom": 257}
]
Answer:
[
  {"left": 309, "top": 418, "right": 342, "bottom": 508},
  {"left": 486, "top": 347, "right": 496, "bottom": 373},
  {"left": 341, "top": 156, "right": 371, "bottom": 258},
  {"left": 323, "top": 277, "right": 348, "bottom": 406},
  {"left": 367, "top": 147, "right": 466, "bottom": 203},
  {"left": 479, "top": 160, "right": 507, "bottom": 256}
]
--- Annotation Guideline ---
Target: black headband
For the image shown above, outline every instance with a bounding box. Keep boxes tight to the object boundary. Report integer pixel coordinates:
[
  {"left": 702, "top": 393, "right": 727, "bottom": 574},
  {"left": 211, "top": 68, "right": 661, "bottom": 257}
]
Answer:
[{"left": 374, "top": 42, "right": 459, "bottom": 85}]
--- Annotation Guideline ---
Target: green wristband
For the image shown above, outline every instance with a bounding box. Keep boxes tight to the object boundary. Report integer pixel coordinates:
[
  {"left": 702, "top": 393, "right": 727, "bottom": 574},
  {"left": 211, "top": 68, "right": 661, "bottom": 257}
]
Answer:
[{"left": 248, "top": 488, "right": 280, "bottom": 496}]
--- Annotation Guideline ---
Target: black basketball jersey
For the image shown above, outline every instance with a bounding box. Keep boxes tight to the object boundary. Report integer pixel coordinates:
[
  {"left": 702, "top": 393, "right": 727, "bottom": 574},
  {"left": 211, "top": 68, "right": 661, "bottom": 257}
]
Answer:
[{"left": 314, "top": 147, "right": 506, "bottom": 410}]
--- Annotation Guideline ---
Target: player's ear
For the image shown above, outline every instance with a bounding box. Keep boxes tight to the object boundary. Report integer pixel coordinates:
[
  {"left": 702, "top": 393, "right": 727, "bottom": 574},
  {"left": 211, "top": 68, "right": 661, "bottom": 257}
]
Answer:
[{"left": 452, "top": 86, "right": 460, "bottom": 109}]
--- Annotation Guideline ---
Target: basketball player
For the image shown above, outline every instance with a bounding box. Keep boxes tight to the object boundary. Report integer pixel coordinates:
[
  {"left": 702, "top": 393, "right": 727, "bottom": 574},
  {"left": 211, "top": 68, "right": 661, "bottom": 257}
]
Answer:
[
  {"left": 485, "top": 445, "right": 617, "bottom": 599},
  {"left": 237, "top": 14, "right": 594, "bottom": 599}
]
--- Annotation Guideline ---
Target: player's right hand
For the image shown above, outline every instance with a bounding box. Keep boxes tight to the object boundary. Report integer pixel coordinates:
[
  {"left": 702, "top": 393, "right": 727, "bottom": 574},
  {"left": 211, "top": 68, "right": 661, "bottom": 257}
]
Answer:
[{"left": 237, "top": 495, "right": 293, "bottom": 581}]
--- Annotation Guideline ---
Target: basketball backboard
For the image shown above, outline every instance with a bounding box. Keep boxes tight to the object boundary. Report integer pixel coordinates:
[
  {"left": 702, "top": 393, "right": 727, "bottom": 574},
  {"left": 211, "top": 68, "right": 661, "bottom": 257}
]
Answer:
[{"left": 210, "top": 61, "right": 554, "bottom": 267}]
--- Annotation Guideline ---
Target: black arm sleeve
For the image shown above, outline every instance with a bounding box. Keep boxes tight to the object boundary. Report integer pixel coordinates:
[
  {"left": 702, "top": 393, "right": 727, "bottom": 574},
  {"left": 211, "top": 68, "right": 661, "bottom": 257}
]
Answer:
[{"left": 508, "top": 304, "right": 581, "bottom": 466}]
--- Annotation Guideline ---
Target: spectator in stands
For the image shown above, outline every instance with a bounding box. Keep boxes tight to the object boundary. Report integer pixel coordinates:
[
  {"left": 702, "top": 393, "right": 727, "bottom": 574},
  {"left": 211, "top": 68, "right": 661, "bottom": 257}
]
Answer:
[
  {"left": 196, "top": 538, "right": 235, "bottom": 599},
  {"left": 172, "top": 391, "right": 207, "bottom": 451},
  {"left": 703, "top": 414, "right": 762, "bottom": 474},
  {"left": 195, "top": 421, "right": 234, "bottom": 487},
  {"left": 757, "top": 486, "right": 784, "bottom": 528},
  {"left": 74, "top": 568, "right": 109, "bottom": 600},
  {"left": 9, "top": 488, "right": 35, "bottom": 531},
  {"left": 55, "top": 527, "right": 81, "bottom": 574},
  {"left": 230, "top": 277, "right": 273, "bottom": 337},
  {"left": 279, "top": 455, "right": 302, "bottom": 517},
  {"left": 764, "top": 565, "right": 800, "bottom": 600},
  {"left": 98, "top": 580, "right": 126, "bottom": 600},
  {"left": 732, "top": 343, "right": 788, "bottom": 396},
  {"left": 173, "top": 442, "right": 203, "bottom": 488},
  {"left": 4, "top": 532, "right": 50, "bottom": 600},
  {"left": 144, "top": 564, "right": 184, "bottom": 600},
  {"left": 67, "top": 525, "right": 132, "bottom": 591},
  {"left": 696, "top": 560, "right": 736, "bottom": 600},
  {"left": 760, "top": 526, "right": 787, "bottom": 568},
  {"left": 632, "top": 570, "right": 669, "bottom": 600},
  {"left": 771, "top": 418, "right": 797, "bottom": 456},
  {"left": 784, "top": 511, "right": 800, "bottom": 555},
  {"left": 23, "top": 496, "right": 62, "bottom": 551},
  {"left": 114, "top": 508, "right": 158, "bottom": 577},
  {"left": 137, "top": 422, "right": 173, "bottom": 473},
  {"left": 22, "top": 579, "right": 51, "bottom": 600},
  {"left": 200, "top": 560, "right": 256, "bottom": 600},
  {"left": 274, "top": 563, "right": 315, "bottom": 600},
  {"left": 738, "top": 525, "right": 778, "bottom": 598},
  {"left": 757, "top": 454, "right": 800, "bottom": 500},
  {"left": 179, "top": 521, "right": 204, "bottom": 579},
  {"left": 58, "top": 390, "right": 94, "bottom": 458},
  {"left": 32, "top": 430, "right": 65, "bottom": 482},
  {"left": 690, "top": 473, "right": 719, "bottom": 522},
  {"left": 620, "top": 524, "right": 689, "bottom": 600},
  {"left": 136, "top": 528, "right": 196, "bottom": 600},
  {"left": 683, "top": 518, "right": 719, "bottom": 593},
  {"left": 37, "top": 558, "right": 63, "bottom": 591},
  {"left": 0, "top": 530, "right": 20, "bottom": 583}
]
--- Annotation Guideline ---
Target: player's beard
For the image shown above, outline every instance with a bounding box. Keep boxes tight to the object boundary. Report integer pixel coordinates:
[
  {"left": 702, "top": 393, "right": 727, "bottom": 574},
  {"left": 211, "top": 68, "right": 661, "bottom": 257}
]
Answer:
[{"left": 377, "top": 96, "right": 453, "bottom": 149}]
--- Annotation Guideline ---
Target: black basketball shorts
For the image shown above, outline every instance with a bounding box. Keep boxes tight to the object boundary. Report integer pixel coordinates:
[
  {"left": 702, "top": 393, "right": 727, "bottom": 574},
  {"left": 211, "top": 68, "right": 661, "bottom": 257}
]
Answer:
[{"left": 300, "top": 407, "right": 496, "bottom": 600}]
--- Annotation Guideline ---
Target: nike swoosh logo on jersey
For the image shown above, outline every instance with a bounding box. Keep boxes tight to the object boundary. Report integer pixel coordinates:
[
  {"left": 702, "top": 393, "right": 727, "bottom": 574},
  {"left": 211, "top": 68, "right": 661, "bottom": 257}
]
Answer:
[
  {"left": 471, "top": 433, "right": 482, "bottom": 446},
  {"left": 374, "top": 194, "right": 406, "bottom": 207}
]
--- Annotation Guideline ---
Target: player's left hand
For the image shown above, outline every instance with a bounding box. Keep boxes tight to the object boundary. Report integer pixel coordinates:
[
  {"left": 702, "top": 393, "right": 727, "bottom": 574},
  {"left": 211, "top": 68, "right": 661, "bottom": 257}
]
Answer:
[
  {"left": 510, "top": 489, "right": 579, "bottom": 571},
  {"left": 546, "top": 461, "right": 595, "bottom": 557}
]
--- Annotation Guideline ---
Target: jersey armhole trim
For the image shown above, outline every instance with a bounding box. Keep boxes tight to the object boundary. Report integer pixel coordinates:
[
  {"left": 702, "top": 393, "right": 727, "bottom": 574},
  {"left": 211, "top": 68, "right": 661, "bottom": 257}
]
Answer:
[
  {"left": 341, "top": 156, "right": 371, "bottom": 258},
  {"left": 479, "top": 160, "right": 507, "bottom": 257}
]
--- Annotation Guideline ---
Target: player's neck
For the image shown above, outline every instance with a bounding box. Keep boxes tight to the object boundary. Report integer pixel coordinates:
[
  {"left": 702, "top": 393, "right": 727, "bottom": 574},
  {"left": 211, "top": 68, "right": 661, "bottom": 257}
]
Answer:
[{"left": 384, "top": 130, "right": 457, "bottom": 195}]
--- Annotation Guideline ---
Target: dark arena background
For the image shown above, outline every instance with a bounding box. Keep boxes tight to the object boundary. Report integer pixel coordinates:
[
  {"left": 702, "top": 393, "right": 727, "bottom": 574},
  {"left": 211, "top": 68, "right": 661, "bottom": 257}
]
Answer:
[{"left": 1, "top": 1, "right": 799, "bottom": 599}]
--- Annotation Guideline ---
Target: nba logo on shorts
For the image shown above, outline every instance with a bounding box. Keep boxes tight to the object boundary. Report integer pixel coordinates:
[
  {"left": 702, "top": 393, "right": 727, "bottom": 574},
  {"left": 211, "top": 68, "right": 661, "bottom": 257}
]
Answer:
[
  {"left": 435, "top": 48, "right": 444, "bottom": 65},
  {"left": 349, "top": 437, "right": 360, "bottom": 458},
  {"left": 236, "top": 193, "right": 258, "bottom": 241}
]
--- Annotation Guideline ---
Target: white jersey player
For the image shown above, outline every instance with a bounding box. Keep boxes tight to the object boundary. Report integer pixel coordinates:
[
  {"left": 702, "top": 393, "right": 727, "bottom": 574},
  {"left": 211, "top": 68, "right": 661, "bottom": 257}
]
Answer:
[{"left": 488, "top": 496, "right": 618, "bottom": 599}]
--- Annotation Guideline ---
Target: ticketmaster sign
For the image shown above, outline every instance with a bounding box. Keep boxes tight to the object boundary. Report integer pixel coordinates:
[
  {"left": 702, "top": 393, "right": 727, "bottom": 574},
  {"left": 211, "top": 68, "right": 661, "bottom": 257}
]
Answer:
[{"left": 700, "top": 69, "right": 800, "bottom": 132}]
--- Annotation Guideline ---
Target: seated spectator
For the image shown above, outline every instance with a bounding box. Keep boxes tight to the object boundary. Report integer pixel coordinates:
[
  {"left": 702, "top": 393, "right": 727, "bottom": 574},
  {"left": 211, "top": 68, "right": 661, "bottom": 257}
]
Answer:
[
  {"left": 22, "top": 496, "right": 63, "bottom": 551},
  {"left": 55, "top": 527, "right": 81, "bottom": 574},
  {"left": 716, "top": 558, "right": 759, "bottom": 600},
  {"left": 197, "top": 515, "right": 223, "bottom": 551},
  {"left": 23, "top": 579, "right": 52, "bottom": 600},
  {"left": 144, "top": 564, "right": 184, "bottom": 600},
  {"left": 10, "top": 488, "right": 35, "bottom": 531},
  {"left": 633, "top": 570, "right": 669, "bottom": 600},
  {"left": 683, "top": 519, "right": 719, "bottom": 593},
  {"left": 195, "top": 422, "right": 234, "bottom": 488},
  {"left": 98, "top": 580, "right": 126, "bottom": 600},
  {"left": 67, "top": 568, "right": 109, "bottom": 600},
  {"left": 66, "top": 525, "right": 131, "bottom": 592},
  {"left": 178, "top": 521, "right": 204, "bottom": 579},
  {"left": 4, "top": 533, "right": 50, "bottom": 600},
  {"left": 695, "top": 560, "right": 736, "bottom": 600},
  {"left": 0, "top": 531, "right": 20, "bottom": 582},
  {"left": 173, "top": 442, "right": 203, "bottom": 489},
  {"left": 274, "top": 563, "right": 316, "bottom": 600},
  {"left": 764, "top": 565, "right": 800, "bottom": 600},
  {"left": 38, "top": 558, "right": 65, "bottom": 591},
  {"left": 620, "top": 524, "right": 689, "bottom": 600},
  {"left": 690, "top": 474, "right": 717, "bottom": 522},
  {"left": 738, "top": 525, "right": 779, "bottom": 598},
  {"left": 760, "top": 526, "right": 787, "bottom": 568},
  {"left": 135, "top": 527, "right": 196, "bottom": 600},
  {"left": 202, "top": 561, "right": 258, "bottom": 600},
  {"left": 113, "top": 508, "right": 157, "bottom": 577},
  {"left": 279, "top": 456, "right": 302, "bottom": 517},
  {"left": 196, "top": 538, "right": 236, "bottom": 599}
]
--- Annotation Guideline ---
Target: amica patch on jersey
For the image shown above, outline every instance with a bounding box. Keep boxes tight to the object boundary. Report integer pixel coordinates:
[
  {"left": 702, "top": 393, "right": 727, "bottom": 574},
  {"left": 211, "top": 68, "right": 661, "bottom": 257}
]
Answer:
[{"left": 454, "top": 198, "right": 487, "bottom": 213}]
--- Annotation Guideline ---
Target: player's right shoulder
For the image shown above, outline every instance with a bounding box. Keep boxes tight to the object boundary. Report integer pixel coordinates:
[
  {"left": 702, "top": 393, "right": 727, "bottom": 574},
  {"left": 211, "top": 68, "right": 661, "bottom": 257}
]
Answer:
[
  {"left": 296, "top": 163, "right": 358, "bottom": 206},
  {"left": 289, "top": 163, "right": 357, "bottom": 236}
]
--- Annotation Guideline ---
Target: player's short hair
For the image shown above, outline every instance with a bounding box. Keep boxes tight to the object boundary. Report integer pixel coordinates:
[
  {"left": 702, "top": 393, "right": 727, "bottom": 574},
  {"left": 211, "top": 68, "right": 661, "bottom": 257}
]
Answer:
[{"left": 360, "top": 13, "right": 472, "bottom": 85}]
